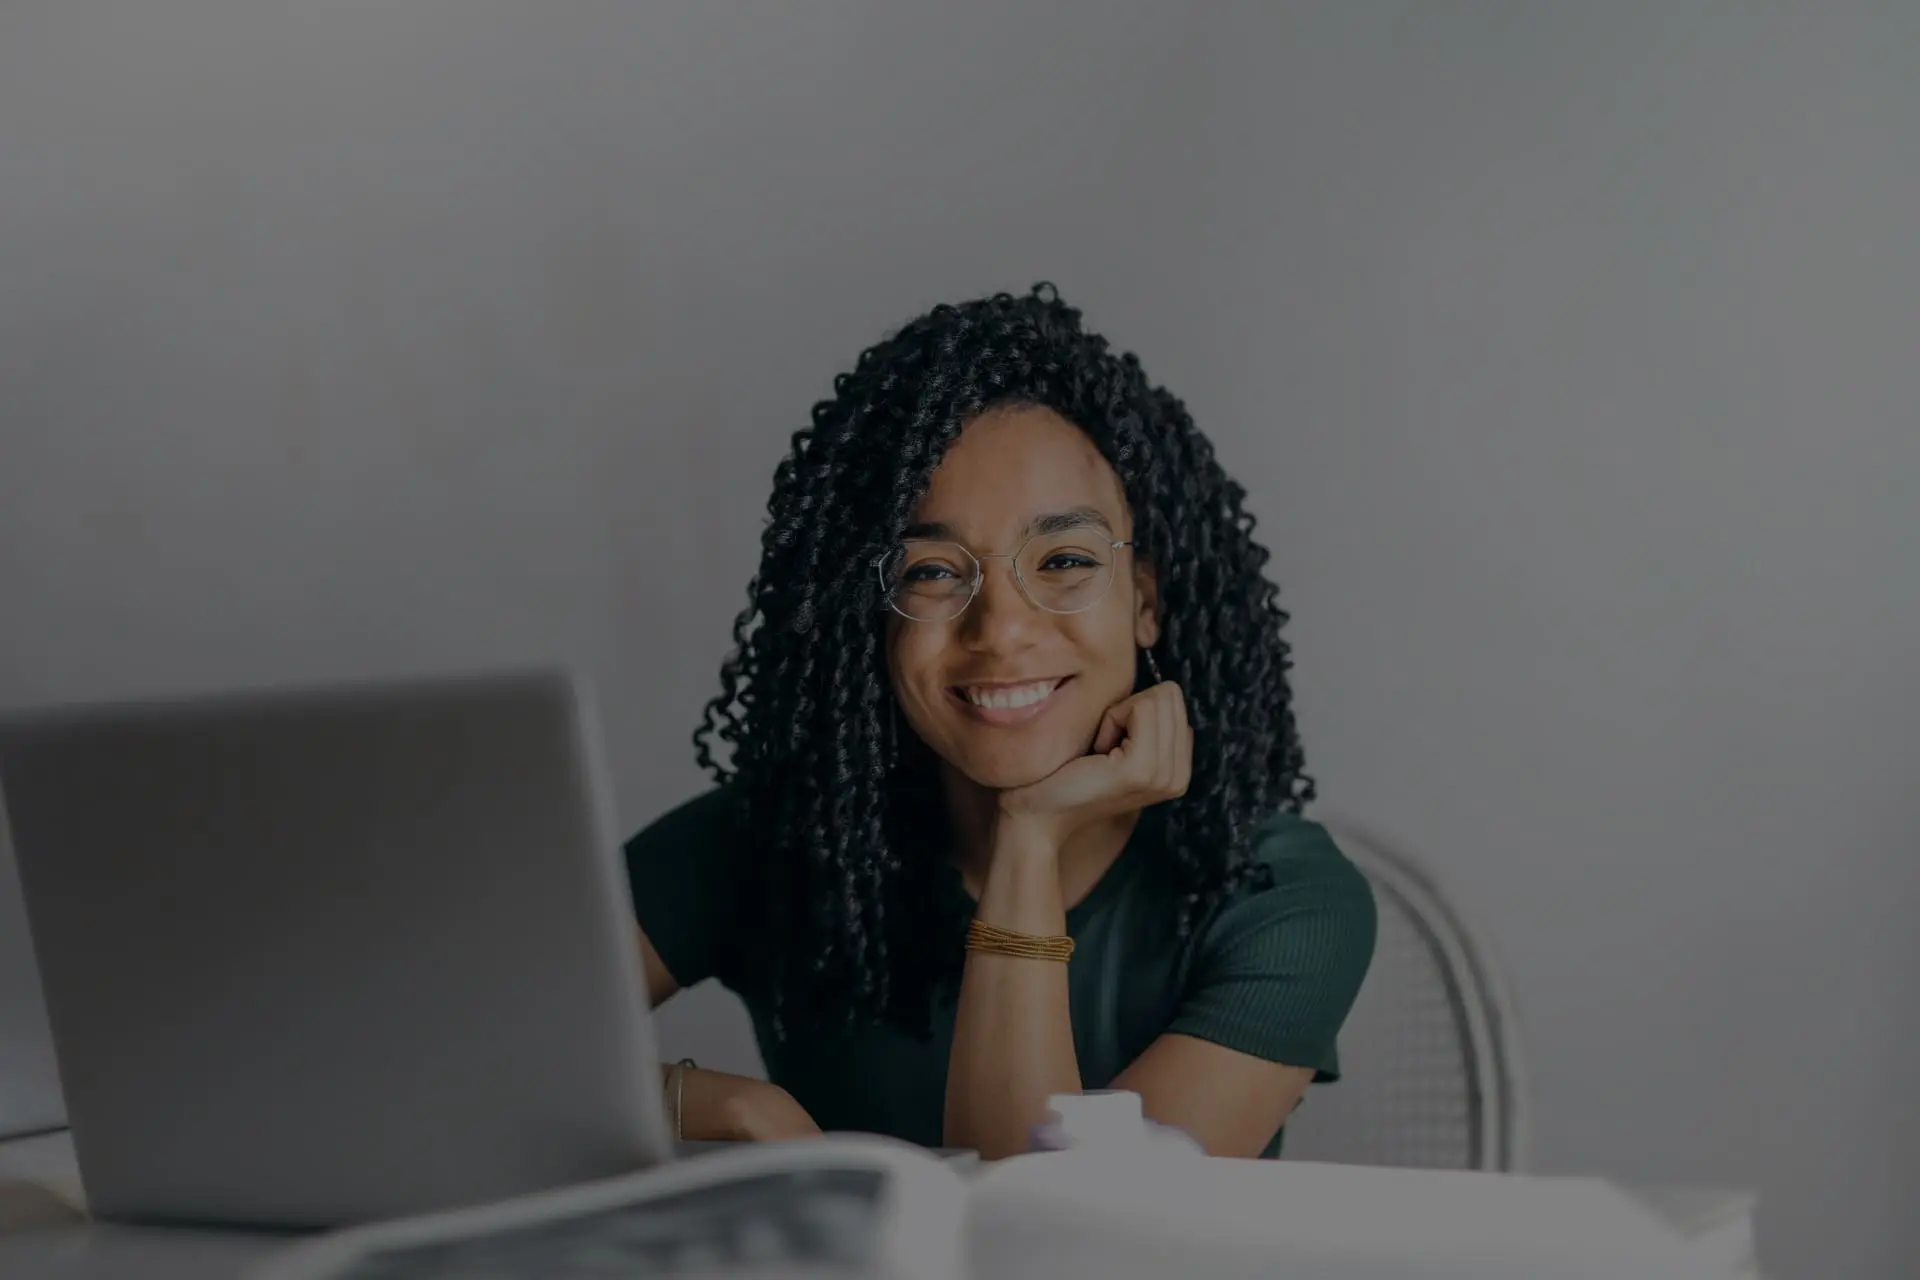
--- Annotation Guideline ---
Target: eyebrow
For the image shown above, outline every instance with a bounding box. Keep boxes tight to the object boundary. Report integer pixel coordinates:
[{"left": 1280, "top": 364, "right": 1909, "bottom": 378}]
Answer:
[{"left": 902, "top": 506, "right": 1116, "bottom": 543}]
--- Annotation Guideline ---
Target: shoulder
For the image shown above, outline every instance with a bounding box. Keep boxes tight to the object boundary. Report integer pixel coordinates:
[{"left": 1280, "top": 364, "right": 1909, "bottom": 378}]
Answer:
[
  {"left": 622, "top": 783, "right": 744, "bottom": 861},
  {"left": 1234, "top": 812, "right": 1376, "bottom": 920},
  {"left": 1194, "top": 811, "right": 1379, "bottom": 981}
]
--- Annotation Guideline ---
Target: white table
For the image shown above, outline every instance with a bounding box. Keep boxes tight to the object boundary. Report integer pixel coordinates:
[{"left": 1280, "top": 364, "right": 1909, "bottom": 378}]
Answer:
[{"left": 0, "top": 1129, "right": 1759, "bottom": 1279}]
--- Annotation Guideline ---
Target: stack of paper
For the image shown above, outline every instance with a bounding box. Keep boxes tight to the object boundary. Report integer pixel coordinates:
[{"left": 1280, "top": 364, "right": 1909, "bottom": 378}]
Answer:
[{"left": 968, "top": 1154, "right": 1754, "bottom": 1280}]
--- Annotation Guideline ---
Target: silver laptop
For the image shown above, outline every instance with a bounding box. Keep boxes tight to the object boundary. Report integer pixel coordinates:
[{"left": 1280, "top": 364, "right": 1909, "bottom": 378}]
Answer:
[
  {"left": 0, "top": 809, "right": 65, "bottom": 1141},
  {"left": 0, "top": 667, "right": 676, "bottom": 1229}
]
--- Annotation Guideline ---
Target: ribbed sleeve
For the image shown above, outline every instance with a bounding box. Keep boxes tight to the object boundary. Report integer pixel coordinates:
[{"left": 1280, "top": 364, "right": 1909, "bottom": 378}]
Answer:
[{"left": 1166, "top": 815, "right": 1378, "bottom": 1081}]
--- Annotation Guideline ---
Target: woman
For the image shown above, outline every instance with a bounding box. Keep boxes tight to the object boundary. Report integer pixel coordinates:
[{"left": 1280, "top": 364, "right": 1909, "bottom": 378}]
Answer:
[{"left": 626, "top": 284, "right": 1376, "bottom": 1161}]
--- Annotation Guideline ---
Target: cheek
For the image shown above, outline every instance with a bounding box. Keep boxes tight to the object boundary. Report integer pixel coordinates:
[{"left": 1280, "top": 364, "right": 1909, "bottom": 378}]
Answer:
[
  {"left": 1063, "top": 609, "right": 1141, "bottom": 688},
  {"left": 886, "top": 628, "right": 945, "bottom": 712}
]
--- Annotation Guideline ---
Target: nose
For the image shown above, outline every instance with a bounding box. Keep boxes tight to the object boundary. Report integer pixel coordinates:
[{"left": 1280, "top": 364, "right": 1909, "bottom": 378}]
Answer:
[{"left": 956, "top": 554, "right": 1042, "bottom": 650}]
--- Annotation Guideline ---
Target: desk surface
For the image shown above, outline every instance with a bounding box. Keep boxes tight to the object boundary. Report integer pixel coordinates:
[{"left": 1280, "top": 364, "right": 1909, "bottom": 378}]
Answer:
[
  {"left": 0, "top": 1130, "right": 985, "bottom": 1279},
  {"left": 0, "top": 1129, "right": 1757, "bottom": 1280},
  {"left": 0, "top": 1224, "right": 281, "bottom": 1280}
]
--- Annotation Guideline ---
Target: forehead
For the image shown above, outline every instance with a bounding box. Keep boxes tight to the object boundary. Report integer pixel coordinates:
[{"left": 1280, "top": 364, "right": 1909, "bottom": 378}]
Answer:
[{"left": 912, "top": 406, "right": 1128, "bottom": 539}]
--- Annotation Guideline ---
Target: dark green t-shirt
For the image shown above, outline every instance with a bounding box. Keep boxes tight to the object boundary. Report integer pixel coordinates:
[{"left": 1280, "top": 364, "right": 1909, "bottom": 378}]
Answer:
[{"left": 624, "top": 787, "right": 1376, "bottom": 1158}]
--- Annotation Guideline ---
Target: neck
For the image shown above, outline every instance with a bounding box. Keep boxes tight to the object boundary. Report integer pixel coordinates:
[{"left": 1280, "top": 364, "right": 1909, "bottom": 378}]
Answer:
[{"left": 940, "top": 766, "right": 1142, "bottom": 909}]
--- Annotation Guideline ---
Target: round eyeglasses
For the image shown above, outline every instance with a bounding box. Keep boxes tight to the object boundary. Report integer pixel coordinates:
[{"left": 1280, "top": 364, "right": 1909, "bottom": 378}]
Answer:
[{"left": 875, "top": 531, "right": 1135, "bottom": 623}]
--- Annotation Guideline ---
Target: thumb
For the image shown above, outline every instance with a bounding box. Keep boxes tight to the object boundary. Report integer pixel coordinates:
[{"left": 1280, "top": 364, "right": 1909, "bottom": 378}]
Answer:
[{"left": 1091, "top": 701, "right": 1133, "bottom": 755}]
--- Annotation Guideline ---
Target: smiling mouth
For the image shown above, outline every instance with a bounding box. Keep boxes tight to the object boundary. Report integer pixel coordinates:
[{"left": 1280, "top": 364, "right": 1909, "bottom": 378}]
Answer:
[{"left": 950, "top": 677, "right": 1071, "bottom": 723}]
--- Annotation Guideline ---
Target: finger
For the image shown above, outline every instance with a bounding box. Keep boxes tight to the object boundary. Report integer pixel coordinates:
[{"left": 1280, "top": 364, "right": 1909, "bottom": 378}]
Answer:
[
  {"left": 1171, "top": 706, "right": 1193, "bottom": 797},
  {"left": 1119, "top": 690, "right": 1163, "bottom": 787},
  {"left": 1155, "top": 690, "right": 1180, "bottom": 793},
  {"left": 1161, "top": 681, "right": 1189, "bottom": 732},
  {"left": 1161, "top": 683, "right": 1190, "bottom": 795},
  {"left": 1126, "top": 683, "right": 1171, "bottom": 792},
  {"left": 1094, "top": 690, "right": 1149, "bottom": 754}
]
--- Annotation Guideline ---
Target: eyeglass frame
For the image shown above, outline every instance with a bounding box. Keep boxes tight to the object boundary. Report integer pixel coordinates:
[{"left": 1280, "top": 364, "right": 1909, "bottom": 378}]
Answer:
[{"left": 872, "top": 532, "right": 1138, "bottom": 622}]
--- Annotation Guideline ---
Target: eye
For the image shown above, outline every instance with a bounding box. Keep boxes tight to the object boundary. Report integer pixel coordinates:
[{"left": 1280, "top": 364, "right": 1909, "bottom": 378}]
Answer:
[
  {"left": 1037, "top": 551, "right": 1099, "bottom": 572},
  {"left": 902, "top": 562, "right": 961, "bottom": 583}
]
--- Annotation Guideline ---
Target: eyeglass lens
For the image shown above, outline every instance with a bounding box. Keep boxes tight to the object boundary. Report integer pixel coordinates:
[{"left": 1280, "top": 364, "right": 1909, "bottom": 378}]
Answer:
[{"left": 880, "top": 532, "right": 1117, "bottom": 621}]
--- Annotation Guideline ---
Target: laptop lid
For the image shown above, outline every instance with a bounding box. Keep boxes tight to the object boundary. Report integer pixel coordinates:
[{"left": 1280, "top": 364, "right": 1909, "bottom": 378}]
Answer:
[
  {"left": 0, "top": 800, "right": 65, "bottom": 1140},
  {"left": 0, "top": 666, "right": 674, "bottom": 1228}
]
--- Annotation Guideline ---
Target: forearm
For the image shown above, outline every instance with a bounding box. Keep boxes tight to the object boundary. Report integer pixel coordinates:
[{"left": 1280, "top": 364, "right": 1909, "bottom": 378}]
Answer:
[{"left": 944, "top": 834, "right": 1082, "bottom": 1159}]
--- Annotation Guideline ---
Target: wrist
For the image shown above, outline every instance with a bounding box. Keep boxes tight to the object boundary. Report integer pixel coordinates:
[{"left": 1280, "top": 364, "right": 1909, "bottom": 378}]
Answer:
[
  {"left": 988, "top": 806, "right": 1066, "bottom": 864},
  {"left": 976, "top": 828, "right": 1069, "bottom": 940}
]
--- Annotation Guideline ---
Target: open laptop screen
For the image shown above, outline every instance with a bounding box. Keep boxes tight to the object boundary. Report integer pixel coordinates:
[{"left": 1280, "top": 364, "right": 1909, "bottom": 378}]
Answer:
[{"left": 0, "top": 794, "right": 65, "bottom": 1140}]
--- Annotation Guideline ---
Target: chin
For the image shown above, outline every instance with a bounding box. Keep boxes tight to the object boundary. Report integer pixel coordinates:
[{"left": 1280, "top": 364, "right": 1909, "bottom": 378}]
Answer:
[
  {"left": 964, "top": 763, "right": 1055, "bottom": 792},
  {"left": 954, "top": 739, "right": 1085, "bottom": 792}
]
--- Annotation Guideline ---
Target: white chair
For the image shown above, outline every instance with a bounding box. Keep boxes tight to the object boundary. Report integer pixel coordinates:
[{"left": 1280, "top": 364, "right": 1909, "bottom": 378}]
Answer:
[{"left": 1280, "top": 819, "right": 1531, "bottom": 1172}]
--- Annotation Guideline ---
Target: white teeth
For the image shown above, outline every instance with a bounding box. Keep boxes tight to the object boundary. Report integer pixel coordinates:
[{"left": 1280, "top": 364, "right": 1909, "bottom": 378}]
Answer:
[{"left": 963, "top": 681, "right": 1060, "bottom": 710}]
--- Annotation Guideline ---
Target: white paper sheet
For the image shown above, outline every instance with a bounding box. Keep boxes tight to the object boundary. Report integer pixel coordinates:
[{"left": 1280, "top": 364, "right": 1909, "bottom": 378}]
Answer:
[{"left": 969, "top": 1154, "right": 1731, "bottom": 1280}]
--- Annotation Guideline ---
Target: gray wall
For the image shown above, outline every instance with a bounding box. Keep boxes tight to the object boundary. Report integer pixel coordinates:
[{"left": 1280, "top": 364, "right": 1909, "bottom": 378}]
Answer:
[
  {"left": 1207, "top": 8, "right": 1920, "bottom": 1279},
  {"left": 1, "top": 4, "right": 1913, "bottom": 1275}
]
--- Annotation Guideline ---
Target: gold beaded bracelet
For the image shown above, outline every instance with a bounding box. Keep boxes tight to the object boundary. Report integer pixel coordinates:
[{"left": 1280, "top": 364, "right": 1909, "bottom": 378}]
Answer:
[{"left": 966, "top": 918, "right": 1075, "bottom": 963}]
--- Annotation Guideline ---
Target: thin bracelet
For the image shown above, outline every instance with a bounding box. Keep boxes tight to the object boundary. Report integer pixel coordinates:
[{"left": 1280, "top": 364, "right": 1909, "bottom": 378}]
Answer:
[
  {"left": 966, "top": 918, "right": 1075, "bottom": 963},
  {"left": 667, "top": 1057, "right": 696, "bottom": 1141}
]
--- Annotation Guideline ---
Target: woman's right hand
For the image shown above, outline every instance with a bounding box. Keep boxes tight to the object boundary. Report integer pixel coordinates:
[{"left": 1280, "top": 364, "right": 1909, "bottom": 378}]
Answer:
[{"left": 676, "top": 1066, "right": 822, "bottom": 1142}]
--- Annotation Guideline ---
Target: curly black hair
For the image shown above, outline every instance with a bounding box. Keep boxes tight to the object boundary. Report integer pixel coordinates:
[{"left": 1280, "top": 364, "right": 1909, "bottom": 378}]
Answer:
[{"left": 693, "top": 283, "right": 1313, "bottom": 1037}]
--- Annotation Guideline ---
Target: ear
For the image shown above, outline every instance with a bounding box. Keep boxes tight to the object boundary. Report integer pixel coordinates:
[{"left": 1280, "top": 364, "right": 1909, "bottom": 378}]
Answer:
[{"left": 1131, "top": 554, "right": 1161, "bottom": 650}]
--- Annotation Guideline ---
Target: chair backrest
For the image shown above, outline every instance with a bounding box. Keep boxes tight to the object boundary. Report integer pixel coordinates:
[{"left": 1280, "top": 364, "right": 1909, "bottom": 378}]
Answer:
[{"left": 1280, "top": 819, "right": 1530, "bottom": 1172}]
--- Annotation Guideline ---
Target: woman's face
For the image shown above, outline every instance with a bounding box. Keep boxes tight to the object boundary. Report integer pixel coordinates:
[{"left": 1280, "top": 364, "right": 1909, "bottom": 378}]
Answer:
[{"left": 886, "top": 405, "right": 1159, "bottom": 791}]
